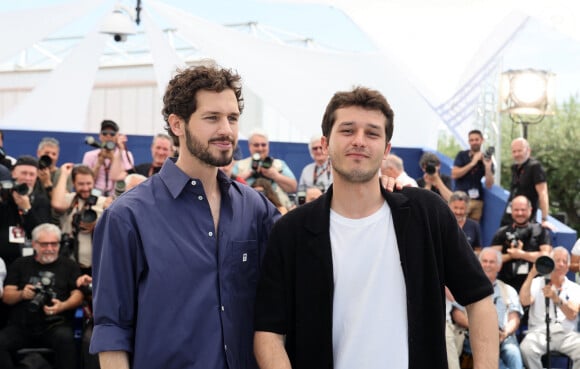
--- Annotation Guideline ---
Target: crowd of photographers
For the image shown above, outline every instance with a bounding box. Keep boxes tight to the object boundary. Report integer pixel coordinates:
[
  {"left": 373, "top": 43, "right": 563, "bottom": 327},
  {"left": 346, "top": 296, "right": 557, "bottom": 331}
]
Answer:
[
  {"left": 0, "top": 122, "right": 577, "bottom": 369},
  {"left": 0, "top": 121, "right": 163, "bottom": 369}
]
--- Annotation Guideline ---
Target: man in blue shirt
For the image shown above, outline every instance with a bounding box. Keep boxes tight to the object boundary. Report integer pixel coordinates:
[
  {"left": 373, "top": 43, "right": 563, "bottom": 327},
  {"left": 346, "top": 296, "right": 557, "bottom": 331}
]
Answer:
[
  {"left": 90, "top": 65, "right": 280, "bottom": 369},
  {"left": 451, "top": 129, "right": 494, "bottom": 222}
]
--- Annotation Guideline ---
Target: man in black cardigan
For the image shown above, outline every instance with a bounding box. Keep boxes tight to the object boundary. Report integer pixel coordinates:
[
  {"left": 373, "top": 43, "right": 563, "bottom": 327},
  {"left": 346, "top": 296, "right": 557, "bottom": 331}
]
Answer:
[{"left": 254, "top": 87, "right": 498, "bottom": 369}]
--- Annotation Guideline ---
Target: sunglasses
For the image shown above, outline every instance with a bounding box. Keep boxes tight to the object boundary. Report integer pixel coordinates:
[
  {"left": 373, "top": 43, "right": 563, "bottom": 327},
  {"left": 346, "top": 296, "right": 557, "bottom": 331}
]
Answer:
[
  {"left": 311, "top": 146, "right": 323, "bottom": 151},
  {"left": 101, "top": 130, "right": 117, "bottom": 137},
  {"left": 251, "top": 143, "right": 267, "bottom": 148}
]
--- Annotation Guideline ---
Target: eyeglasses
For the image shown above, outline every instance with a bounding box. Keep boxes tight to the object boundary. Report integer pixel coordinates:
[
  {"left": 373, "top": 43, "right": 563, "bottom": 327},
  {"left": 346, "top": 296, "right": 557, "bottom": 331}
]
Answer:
[
  {"left": 37, "top": 242, "right": 59, "bottom": 248},
  {"left": 251, "top": 143, "right": 267, "bottom": 148},
  {"left": 101, "top": 130, "right": 117, "bottom": 137},
  {"left": 311, "top": 146, "right": 323, "bottom": 151}
]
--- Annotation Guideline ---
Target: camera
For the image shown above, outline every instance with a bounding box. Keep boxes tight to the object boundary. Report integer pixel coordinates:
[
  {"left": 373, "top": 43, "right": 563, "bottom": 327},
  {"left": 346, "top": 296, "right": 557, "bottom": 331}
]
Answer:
[
  {"left": 85, "top": 136, "right": 116, "bottom": 151},
  {"left": 38, "top": 155, "right": 53, "bottom": 170},
  {"left": 505, "top": 231, "right": 519, "bottom": 247},
  {"left": 59, "top": 233, "right": 77, "bottom": 258},
  {"left": 0, "top": 180, "right": 29, "bottom": 201},
  {"left": 535, "top": 255, "right": 555, "bottom": 276},
  {"left": 72, "top": 192, "right": 99, "bottom": 232},
  {"left": 114, "top": 180, "right": 126, "bottom": 198},
  {"left": 425, "top": 160, "right": 437, "bottom": 175},
  {"left": 483, "top": 146, "right": 495, "bottom": 160},
  {"left": 28, "top": 271, "right": 57, "bottom": 312},
  {"left": 251, "top": 153, "right": 275, "bottom": 176},
  {"left": 297, "top": 190, "right": 306, "bottom": 206}
]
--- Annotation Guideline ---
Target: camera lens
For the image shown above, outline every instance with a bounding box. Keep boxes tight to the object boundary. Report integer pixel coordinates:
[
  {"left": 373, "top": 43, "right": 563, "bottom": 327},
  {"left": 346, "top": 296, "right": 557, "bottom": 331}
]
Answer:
[{"left": 38, "top": 155, "right": 52, "bottom": 170}]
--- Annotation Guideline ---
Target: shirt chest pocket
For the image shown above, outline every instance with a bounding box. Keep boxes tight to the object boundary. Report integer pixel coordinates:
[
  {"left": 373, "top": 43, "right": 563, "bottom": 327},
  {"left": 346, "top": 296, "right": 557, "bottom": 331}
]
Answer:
[{"left": 231, "top": 240, "right": 259, "bottom": 288}]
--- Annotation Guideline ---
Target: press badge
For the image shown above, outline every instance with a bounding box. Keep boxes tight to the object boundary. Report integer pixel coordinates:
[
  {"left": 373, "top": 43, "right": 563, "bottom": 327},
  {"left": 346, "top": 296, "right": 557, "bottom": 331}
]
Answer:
[
  {"left": 468, "top": 188, "right": 479, "bottom": 199},
  {"left": 516, "top": 262, "right": 529, "bottom": 275},
  {"left": 9, "top": 226, "right": 25, "bottom": 244}
]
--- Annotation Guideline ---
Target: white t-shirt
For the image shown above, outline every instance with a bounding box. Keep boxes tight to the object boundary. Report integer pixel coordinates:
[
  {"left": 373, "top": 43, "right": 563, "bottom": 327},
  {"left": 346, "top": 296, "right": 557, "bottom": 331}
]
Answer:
[{"left": 330, "top": 201, "right": 408, "bottom": 369}]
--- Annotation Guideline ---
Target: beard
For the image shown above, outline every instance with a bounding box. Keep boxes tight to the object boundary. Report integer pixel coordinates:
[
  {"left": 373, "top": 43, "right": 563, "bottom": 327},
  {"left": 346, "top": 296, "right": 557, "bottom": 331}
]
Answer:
[
  {"left": 38, "top": 253, "right": 58, "bottom": 264},
  {"left": 184, "top": 129, "right": 234, "bottom": 167},
  {"left": 332, "top": 162, "right": 378, "bottom": 183}
]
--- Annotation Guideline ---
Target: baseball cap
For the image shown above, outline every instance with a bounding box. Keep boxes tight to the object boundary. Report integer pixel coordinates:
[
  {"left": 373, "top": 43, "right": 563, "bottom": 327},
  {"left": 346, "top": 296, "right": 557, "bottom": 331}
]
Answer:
[
  {"left": 13, "top": 155, "right": 38, "bottom": 169},
  {"left": 100, "top": 120, "right": 119, "bottom": 132}
]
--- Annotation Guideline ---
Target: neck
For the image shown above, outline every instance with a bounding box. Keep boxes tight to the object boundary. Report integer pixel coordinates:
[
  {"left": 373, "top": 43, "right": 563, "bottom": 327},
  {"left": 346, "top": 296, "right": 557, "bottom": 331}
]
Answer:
[
  {"left": 175, "top": 153, "right": 219, "bottom": 193},
  {"left": 315, "top": 158, "right": 327, "bottom": 166},
  {"left": 551, "top": 273, "right": 565, "bottom": 287},
  {"left": 330, "top": 175, "right": 384, "bottom": 219}
]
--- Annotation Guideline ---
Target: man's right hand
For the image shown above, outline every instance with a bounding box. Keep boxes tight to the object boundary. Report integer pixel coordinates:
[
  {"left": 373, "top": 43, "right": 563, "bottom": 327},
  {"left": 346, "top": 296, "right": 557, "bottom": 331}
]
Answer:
[
  {"left": 98, "top": 149, "right": 114, "bottom": 164},
  {"left": 20, "top": 284, "right": 37, "bottom": 301}
]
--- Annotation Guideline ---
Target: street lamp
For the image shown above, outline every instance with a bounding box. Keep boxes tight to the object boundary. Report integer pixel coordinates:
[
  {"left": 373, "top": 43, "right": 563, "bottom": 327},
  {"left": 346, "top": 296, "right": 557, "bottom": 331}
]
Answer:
[{"left": 499, "top": 68, "right": 556, "bottom": 139}]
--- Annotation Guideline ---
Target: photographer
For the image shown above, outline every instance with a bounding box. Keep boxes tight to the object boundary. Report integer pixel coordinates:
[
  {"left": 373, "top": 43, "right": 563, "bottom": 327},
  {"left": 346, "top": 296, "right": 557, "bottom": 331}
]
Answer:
[
  {"left": 51, "top": 163, "right": 108, "bottom": 273},
  {"left": 0, "top": 156, "right": 52, "bottom": 267},
  {"left": 491, "top": 195, "right": 552, "bottom": 292},
  {"left": 451, "top": 130, "right": 494, "bottom": 222},
  {"left": 519, "top": 247, "right": 580, "bottom": 369},
  {"left": 233, "top": 129, "right": 297, "bottom": 209},
  {"left": 0, "top": 223, "right": 83, "bottom": 369},
  {"left": 82, "top": 120, "right": 135, "bottom": 196},
  {"left": 416, "top": 152, "right": 453, "bottom": 201}
]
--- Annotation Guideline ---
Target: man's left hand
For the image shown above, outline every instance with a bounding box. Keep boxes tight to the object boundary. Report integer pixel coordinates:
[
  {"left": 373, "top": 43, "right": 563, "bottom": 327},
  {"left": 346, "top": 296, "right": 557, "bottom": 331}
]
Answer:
[{"left": 43, "top": 298, "right": 64, "bottom": 316}]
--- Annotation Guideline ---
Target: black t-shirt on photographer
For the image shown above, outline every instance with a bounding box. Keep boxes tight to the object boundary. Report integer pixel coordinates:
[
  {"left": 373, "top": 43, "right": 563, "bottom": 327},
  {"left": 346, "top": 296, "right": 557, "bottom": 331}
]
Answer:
[
  {"left": 491, "top": 223, "right": 551, "bottom": 291},
  {"left": 4, "top": 256, "right": 81, "bottom": 331}
]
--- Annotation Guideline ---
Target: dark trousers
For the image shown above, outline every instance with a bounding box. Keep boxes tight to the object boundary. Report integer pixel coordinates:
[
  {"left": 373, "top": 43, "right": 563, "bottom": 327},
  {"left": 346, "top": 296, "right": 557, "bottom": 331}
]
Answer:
[{"left": 0, "top": 323, "right": 77, "bottom": 369}]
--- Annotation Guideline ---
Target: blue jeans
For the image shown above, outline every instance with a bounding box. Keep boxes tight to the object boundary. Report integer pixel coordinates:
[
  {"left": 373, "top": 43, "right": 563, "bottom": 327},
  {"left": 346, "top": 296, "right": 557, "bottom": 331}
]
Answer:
[
  {"left": 464, "top": 334, "right": 523, "bottom": 369},
  {"left": 499, "top": 335, "right": 524, "bottom": 369}
]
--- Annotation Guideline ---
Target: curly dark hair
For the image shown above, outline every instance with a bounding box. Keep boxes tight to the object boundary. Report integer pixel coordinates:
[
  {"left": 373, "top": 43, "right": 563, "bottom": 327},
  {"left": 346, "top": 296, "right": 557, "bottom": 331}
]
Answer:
[
  {"left": 321, "top": 86, "right": 394, "bottom": 142},
  {"left": 162, "top": 65, "right": 244, "bottom": 144}
]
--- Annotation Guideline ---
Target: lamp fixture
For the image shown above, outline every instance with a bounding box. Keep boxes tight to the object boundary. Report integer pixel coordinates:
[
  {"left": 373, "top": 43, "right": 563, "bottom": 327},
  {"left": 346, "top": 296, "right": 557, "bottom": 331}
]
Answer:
[{"left": 499, "top": 68, "right": 556, "bottom": 139}]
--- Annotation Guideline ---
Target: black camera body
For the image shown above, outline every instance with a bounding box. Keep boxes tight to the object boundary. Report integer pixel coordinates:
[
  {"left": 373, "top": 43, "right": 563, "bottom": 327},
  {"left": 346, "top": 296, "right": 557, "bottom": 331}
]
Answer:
[
  {"left": 85, "top": 136, "right": 116, "bottom": 151},
  {"left": 28, "top": 271, "right": 57, "bottom": 312},
  {"left": 505, "top": 226, "right": 531, "bottom": 248},
  {"left": 251, "top": 153, "right": 275, "bottom": 176},
  {"left": 483, "top": 146, "right": 495, "bottom": 160},
  {"left": 425, "top": 160, "right": 437, "bottom": 175},
  {"left": 72, "top": 194, "right": 99, "bottom": 233},
  {"left": 38, "top": 155, "right": 53, "bottom": 170},
  {"left": 0, "top": 180, "right": 29, "bottom": 202}
]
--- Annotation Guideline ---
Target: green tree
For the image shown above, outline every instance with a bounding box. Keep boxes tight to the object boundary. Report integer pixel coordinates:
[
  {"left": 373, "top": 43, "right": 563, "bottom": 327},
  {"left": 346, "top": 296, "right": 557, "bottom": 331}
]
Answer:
[{"left": 499, "top": 94, "right": 580, "bottom": 233}]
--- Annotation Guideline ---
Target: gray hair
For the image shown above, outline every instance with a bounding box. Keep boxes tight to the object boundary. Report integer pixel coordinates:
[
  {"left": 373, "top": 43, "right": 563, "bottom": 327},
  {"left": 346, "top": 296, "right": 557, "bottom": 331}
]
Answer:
[
  {"left": 383, "top": 154, "right": 404, "bottom": 171},
  {"left": 479, "top": 247, "right": 503, "bottom": 267},
  {"left": 31, "top": 223, "right": 62, "bottom": 242},
  {"left": 152, "top": 133, "right": 173, "bottom": 145},
  {"left": 551, "top": 246, "right": 571, "bottom": 266},
  {"left": 248, "top": 128, "right": 269, "bottom": 143},
  {"left": 449, "top": 191, "right": 470, "bottom": 206},
  {"left": 37, "top": 137, "right": 60, "bottom": 152}
]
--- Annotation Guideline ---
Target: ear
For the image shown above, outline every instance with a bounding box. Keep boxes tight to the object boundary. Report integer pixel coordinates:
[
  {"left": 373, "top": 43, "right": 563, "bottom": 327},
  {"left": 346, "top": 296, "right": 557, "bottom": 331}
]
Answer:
[
  {"left": 167, "top": 114, "right": 184, "bottom": 137},
  {"left": 321, "top": 135, "right": 329, "bottom": 150},
  {"left": 383, "top": 142, "right": 392, "bottom": 161}
]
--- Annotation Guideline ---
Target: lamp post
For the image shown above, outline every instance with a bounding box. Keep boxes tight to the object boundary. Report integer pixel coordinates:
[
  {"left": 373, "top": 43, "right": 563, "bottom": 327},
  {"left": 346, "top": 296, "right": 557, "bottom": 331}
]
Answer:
[{"left": 499, "top": 68, "right": 556, "bottom": 139}]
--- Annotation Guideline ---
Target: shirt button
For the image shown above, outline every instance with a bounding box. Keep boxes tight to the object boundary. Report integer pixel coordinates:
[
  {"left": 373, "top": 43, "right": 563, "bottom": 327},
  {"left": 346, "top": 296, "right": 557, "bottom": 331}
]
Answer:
[
  {"left": 191, "top": 180, "right": 197, "bottom": 186},
  {"left": 208, "top": 231, "right": 213, "bottom": 237},
  {"left": 224, "top": 344, "right": 228, "bottom": 351},
  {"left": 221, "top": 305, "right": 225, "bottom": 311},
  {"left": 198, "top": 195, "right": 204, "bottom": 201}
]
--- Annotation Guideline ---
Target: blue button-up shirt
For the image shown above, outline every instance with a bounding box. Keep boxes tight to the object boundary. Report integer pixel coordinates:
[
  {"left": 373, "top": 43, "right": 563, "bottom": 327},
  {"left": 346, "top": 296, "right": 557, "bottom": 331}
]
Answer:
[{"left": 90, "top": 159, "right": 280, "bottom": 369}]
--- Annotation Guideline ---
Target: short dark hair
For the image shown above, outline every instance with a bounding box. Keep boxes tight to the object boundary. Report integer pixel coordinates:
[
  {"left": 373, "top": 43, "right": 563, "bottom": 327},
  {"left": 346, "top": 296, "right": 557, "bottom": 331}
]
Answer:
[
  {"left": 419, "top": 152, "right": 440, "bottom": 168},
  {"left": 468, "top": 129, "right": 483, "bottom": 138},
  {"left": 71, "top": 164, "right": 94, "bottom": 182},
  {"left": 321, "top": 86, "right": 394, "bottom": 142},
  {"left": 162, "top": 65, "right": 244, "bottom": 145}
]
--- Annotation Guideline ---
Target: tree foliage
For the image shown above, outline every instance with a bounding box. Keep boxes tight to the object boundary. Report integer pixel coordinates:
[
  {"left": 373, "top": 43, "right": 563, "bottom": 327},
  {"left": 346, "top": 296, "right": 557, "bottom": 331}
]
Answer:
[{"left": 499, "top": 94, "right": 580, "bottom": 233}]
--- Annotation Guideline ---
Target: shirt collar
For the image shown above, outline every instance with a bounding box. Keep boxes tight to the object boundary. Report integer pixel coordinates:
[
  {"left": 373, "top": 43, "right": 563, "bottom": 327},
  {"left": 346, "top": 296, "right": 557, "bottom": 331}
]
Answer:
[{"left": 159, "top": 158, "right": 237, "bottom": 199}]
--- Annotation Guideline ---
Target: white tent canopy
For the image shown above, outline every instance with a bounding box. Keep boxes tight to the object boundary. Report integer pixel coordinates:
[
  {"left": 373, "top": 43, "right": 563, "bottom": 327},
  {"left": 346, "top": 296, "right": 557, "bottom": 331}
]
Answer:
[{"left": 0, "top": 0, "right": 578, "bottom": 148}]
